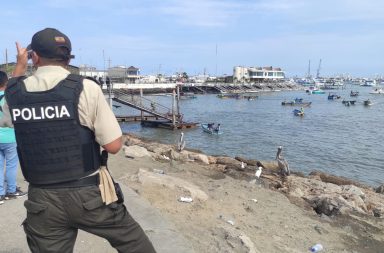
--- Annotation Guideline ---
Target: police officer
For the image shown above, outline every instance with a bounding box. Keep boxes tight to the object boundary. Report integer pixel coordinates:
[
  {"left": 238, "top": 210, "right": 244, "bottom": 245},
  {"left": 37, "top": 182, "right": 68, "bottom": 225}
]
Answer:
[{"left": 2, "top": 28, "right": 156, "bottom": 253}]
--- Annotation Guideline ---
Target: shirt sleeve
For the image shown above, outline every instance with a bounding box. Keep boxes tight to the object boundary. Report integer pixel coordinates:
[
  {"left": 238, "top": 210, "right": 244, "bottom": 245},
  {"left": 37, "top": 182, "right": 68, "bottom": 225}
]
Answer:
[{"left": 78, "top": 79, "right": 122, "bottom": 146}]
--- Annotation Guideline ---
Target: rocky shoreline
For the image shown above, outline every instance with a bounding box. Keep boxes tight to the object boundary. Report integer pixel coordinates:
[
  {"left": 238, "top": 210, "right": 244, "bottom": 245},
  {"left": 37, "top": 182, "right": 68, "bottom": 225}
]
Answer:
[{"left": 120, "top": 133, "right": 384, "bottom": 252}]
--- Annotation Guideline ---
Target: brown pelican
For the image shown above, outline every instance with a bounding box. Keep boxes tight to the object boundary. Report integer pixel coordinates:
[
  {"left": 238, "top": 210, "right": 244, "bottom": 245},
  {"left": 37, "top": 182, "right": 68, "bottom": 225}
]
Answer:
[{"left": 276, "top": 146, "right": 290, "bottom": 176}]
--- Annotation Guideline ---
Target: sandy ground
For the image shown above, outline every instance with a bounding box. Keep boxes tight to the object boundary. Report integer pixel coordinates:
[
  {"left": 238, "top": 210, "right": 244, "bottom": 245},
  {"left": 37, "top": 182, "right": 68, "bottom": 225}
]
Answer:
[{"left": 108, "top": 148, "right": 384, "bottom": 253}]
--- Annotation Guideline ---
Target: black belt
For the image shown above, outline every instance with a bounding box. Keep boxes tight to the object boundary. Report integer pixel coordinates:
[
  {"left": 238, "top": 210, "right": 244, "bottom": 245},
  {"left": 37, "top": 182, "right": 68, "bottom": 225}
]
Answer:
[{"left": 31, "top": 174, "right": 99, "bottom": 189}]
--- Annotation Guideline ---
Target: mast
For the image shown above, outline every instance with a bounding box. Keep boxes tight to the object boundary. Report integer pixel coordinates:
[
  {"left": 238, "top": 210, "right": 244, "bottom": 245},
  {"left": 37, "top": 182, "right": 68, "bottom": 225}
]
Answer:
[
  {"left": 316, "top": 59, "right": 322, "bottom": 79},
  {"left": 307, "top": 60, "right": 311, "bottom": 79}
]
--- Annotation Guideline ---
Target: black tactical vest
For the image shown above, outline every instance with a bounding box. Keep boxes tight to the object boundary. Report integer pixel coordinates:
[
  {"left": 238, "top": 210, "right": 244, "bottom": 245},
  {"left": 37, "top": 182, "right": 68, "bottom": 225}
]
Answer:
[{"left": 6, "top": 74, "right": 101, "bottom": 184}]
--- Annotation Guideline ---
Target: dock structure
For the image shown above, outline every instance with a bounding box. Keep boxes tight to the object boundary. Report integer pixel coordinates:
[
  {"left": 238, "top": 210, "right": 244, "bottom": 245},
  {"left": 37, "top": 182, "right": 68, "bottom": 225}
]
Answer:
[{"left": 108, "top": 87, "right": 199, "bottom": 130}]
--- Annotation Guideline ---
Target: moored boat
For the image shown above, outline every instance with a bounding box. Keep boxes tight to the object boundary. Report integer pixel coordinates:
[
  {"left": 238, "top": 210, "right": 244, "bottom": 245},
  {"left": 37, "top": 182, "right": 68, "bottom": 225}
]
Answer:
[
  {"left": 281, "top": 98, "right": 312, "bottom": 106},
  {"left": 369, "top": 88, "right": 384, "bottom": 94},
  {"left": 364, "top": 99, "right": 372, "bottom": 106},
  {"left": 327, "top": 93, "right": 341, "bottom": 100},
  {"left": 342, "top": 99, "right": 356, "bottom": 105},
  {"left": 293, "top": 109, "right": 304, "bottom": 116},
  {"left": 201, "top": 123, "right": 222, "bottom": 135}
]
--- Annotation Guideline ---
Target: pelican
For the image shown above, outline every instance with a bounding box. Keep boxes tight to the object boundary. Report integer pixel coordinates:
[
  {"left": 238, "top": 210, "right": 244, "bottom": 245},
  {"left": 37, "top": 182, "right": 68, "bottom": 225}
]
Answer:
[
  {"left": 177, "top": 132, "right": 186, "bottom": 152},
  {"left": 255, "top": 166, "right": 262, "bottom": 178},
  {"left": 276, "top": 146, "right": 290, "bottom": 176}
]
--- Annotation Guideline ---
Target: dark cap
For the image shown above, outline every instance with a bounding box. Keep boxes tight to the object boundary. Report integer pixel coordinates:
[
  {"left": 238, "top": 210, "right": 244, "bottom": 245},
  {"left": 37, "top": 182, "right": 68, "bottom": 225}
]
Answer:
[{"left": 28, "top": 28, "right": 75, "bottom": 60}]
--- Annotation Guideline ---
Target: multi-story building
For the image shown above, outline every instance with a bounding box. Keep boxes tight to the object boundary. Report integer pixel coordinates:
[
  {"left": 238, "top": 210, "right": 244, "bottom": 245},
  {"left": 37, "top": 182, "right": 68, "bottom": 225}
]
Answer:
[
  {"left": 233, "top": 66, "right": 285, "bottom": 84},
  {"left": 79, "top": 65, "right": 140, "bottom": 84},
  {"left": 108, "top": 66, "right": 140, "bottom": 83}
]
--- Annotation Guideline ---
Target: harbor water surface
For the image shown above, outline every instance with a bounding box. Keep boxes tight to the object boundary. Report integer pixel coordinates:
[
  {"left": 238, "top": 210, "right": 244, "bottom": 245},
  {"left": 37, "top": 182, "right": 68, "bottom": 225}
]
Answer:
[{"left": 116, "top": 85, "right": 384, "bottom": 187}]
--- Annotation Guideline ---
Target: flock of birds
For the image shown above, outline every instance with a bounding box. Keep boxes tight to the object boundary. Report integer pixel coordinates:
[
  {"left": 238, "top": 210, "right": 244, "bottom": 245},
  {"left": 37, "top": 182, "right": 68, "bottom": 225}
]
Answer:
[{"left": 177, "top": 132, "right": 291, "bottom": 180}]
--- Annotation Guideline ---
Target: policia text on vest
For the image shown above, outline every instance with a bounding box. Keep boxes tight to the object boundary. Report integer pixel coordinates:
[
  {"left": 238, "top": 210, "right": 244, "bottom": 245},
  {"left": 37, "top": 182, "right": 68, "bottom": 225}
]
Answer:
[{"left": 11, "top": 102, "right": 73, "bottom": 122}]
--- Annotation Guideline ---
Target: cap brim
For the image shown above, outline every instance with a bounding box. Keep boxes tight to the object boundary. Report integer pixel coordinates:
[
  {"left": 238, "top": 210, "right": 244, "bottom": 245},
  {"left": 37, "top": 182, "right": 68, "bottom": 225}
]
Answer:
[{"left": 26, "top": 44, "right": 32, "bottom": 51}]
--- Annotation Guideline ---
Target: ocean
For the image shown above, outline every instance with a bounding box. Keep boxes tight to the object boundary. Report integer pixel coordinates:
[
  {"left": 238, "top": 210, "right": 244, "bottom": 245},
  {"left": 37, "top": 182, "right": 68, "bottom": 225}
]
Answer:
[{"left": 115, "top": 85, "right": 384, "bottom": 187}]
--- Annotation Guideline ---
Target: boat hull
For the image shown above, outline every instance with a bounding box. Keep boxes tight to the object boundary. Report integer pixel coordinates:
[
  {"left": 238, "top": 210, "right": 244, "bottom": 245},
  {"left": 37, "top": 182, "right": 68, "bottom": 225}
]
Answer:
[{"left": 201, "top": 124, "right": 222, "bottom": 135}]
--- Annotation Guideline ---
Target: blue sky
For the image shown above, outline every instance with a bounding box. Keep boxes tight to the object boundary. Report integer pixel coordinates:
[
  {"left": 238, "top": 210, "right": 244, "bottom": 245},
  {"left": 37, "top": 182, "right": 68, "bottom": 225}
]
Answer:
[{"left": 1, "top": 0, "right": 384, "bottom": 77}]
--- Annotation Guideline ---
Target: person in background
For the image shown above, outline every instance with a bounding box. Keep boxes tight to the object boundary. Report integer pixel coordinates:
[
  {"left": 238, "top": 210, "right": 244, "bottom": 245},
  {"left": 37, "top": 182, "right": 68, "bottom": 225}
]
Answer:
[
  {"left": 2, "top": 28, "right": 156, "bottom": 252},
  {"left": 0, "top": 71, "right": 27, "bottom": 205}
]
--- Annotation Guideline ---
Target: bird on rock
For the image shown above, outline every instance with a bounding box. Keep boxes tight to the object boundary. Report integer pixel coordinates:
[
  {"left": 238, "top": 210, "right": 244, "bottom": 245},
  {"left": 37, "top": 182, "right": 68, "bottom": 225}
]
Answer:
[
  {"left": 276, "top": 146, "right": 290, "bottom": 176},
  {"left": 255, "top": 166, "right": 262, "bottom": 178}
]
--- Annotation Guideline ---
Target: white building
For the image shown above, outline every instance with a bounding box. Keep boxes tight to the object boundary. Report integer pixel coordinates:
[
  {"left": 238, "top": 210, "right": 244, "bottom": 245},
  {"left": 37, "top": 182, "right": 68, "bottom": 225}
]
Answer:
[
  {"left": 233, "top": 66, "right": 285, "bottom": 83},
  {"left": 79, "top": 65, "right": 106, "bottom": 79}
]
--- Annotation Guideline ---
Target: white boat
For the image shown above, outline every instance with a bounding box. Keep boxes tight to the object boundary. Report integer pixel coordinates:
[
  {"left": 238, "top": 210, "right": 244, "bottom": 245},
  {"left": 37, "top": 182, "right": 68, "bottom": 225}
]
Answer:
[
  {"left": 369, "top": 88, "right": 384, "bottom": 94},
  {"left": 361, "top": 80, "right": 376, "bottom": 86}
]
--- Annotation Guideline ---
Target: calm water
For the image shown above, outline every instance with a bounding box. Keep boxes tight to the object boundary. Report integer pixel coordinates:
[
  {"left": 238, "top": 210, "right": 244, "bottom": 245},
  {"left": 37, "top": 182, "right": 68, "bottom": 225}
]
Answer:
[{"left": 115, "top": 85, "right": 384, "bottom": 187}]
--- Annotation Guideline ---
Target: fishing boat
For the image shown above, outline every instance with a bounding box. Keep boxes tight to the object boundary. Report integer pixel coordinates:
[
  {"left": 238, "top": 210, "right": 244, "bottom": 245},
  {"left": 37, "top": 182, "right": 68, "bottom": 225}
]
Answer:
[
  {"left": 282, "top": 98, "right": 312, "bottom": 106},
  {"left": 306, "top": 86, "right": 325, "bottom": 94},
  {"left": 201, "top": 123, "right": 222, "bottom": 135},
  {"left": 364, "top": 99, "right": 372, "bottom": 106},
  {"left": 369, "top": 88, "right": 384, "bottom": 94},
  {"left": 293, "top": 109, "right": 304, "bottom": 116},
  {"left": 311, "top": 89, "right": 325, "bottom": 94},
  {"left": 342, "top": 100, "right": 356, "bottom": 105},
  {"left": 217, "top": 93, "right": 241, "bottom": 99},
  {"left": 327, "top": 93, "right": 341, "bottom": 100},
  {"left": 350, "top": 91, "right": 359, "bottom": 97},
  {"left": 243, "top": 95, "right": 258, "bottom": 100}
]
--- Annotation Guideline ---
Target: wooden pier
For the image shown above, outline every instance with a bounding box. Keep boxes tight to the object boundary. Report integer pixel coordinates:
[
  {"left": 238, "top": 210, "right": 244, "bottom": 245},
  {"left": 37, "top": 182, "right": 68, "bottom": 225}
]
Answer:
[{"left": 110, "top": 87, "right": 199, "bottom": 130}]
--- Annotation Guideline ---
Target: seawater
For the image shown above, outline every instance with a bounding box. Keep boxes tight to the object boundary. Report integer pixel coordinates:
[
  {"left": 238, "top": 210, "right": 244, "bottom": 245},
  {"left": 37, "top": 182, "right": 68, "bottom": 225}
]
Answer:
[{"left": 115, "top": 85, "right": 384, "bottom": 187}]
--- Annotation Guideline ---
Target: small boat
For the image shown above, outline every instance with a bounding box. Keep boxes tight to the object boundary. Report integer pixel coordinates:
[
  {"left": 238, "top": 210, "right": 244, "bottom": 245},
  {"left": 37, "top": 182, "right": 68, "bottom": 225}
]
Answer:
[
  {"left": 327, "top": 93, "right": 341, "bottom": 100},
  {"left": 350, "top": 91, "right": 359, "bottom": 97},
  {"left": 281, "top": 98, "right": 312, "bottom": 106},
  {"left": 342, "top": 100, "right": 356, "bottom": 105},
  {"left": 364, "top": 99, "right": 372, "bottom": 106},
  {"left": 293, "top": 109, "right": 304, "bottom": 116},
  {"left": 217, "top": 93, "right": 241, "bottom": 99},
  {"left": 201, "top": 123, "right": 222, "bottom": 135},
  {"left": 369, "top": 88, "right": 384, "bottom": 94},
  {"left": 311, "top": 89, "right": 325, "bottom": 94},
  {"left": 243, "top": 95, "right": 258, "bottom": 100},
  {"left": 306, "top": 86, "right": 325, "bottom": 94}
]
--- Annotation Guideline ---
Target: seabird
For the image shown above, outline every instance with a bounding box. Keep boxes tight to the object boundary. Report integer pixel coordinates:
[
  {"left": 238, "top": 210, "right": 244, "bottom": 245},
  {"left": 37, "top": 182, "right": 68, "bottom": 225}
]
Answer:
[
  {"left": 276, "top": 146, "right": 290, "bottom": 176},
  {"left": 177, "top": 132, "right": 186, "bottom": 152},
  {"left": 255, "top": 166, "right": 263, "bottom": 178}
]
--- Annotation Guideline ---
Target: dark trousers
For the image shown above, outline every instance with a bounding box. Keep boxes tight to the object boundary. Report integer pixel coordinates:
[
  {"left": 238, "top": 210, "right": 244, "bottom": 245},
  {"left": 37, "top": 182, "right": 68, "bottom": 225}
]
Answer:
[{"left": 23, "top": 185, "right": 156, "bottom": 253}]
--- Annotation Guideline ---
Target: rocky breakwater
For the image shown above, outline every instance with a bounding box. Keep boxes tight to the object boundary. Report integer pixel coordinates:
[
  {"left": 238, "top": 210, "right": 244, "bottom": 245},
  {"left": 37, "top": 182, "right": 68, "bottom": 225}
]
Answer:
[{"left": 122, "top": 133, "right": 384, "bottom": 252}]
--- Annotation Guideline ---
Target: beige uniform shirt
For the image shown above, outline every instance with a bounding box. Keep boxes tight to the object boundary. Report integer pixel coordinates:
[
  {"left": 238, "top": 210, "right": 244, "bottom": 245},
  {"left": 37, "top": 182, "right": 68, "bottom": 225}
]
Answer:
[{"left": 0, "top": 66, "right": 121, "bottom": 146}]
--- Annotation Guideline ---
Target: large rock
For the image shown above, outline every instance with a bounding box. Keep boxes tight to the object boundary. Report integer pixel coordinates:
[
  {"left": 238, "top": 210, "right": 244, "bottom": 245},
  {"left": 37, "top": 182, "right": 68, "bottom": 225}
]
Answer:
[
  {"left": 187, "top": 153, "right": 210, "bottom": 164},
  {"left": 375, "top": 184, "right": 384, "bottom": 194},
  {"left": 216, "top": 156, "right": 240, "bottom": 166}
]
